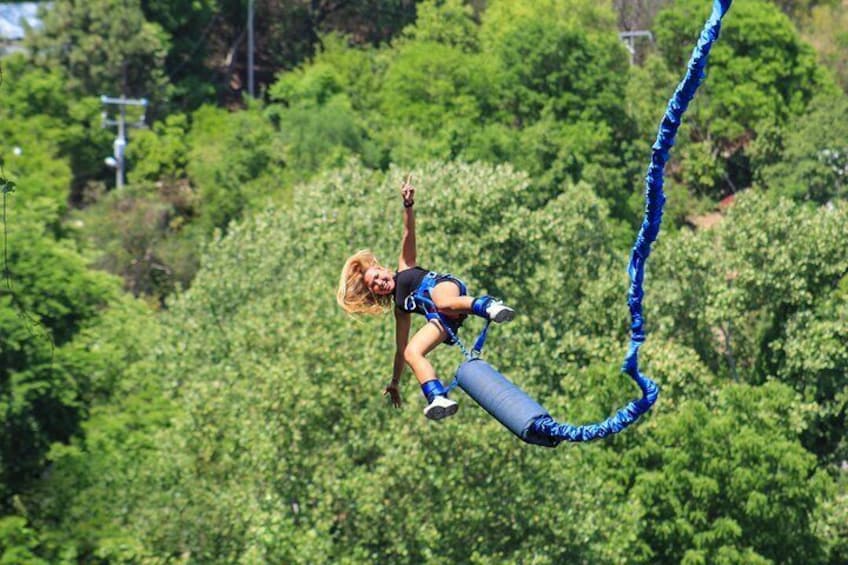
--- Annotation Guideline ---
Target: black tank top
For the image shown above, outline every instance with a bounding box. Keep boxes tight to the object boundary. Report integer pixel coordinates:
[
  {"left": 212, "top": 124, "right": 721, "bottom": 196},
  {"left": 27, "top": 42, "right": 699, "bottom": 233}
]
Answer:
[{"left": 394, "top": 267, "right": 428, "bottom": 313}]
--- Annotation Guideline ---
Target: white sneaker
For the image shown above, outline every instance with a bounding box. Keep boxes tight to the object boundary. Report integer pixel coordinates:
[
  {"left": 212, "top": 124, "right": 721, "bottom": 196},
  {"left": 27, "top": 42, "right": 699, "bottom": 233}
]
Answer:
[
  {"left": 486, "top": 300, "right": 515, "bottom": 323},
  {"left": 423, "top": 395, "right": 458, "bottom": 421}
]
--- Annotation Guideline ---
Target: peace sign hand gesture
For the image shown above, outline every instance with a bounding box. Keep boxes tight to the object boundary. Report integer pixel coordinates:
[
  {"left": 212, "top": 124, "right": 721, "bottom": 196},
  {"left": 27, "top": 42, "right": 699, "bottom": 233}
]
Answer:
[{"left": 401, "top": 174, "right": 415, "bottom": 208}]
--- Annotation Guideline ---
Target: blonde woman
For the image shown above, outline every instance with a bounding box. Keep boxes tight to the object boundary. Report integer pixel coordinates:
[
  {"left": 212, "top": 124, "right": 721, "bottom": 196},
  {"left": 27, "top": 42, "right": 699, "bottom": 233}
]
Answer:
[{"left": 337, "top": 177, "right": 514, "bottom": 420}]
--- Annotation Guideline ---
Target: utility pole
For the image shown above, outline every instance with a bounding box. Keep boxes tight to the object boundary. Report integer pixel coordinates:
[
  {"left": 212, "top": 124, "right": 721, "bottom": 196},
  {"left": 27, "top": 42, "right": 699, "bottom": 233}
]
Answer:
[
  {"left": 100, "top": 95, "right": 148, "bottom": 189},
  {"left": 618, "top": 30, "right": 653, "bottom": 65},
  {"left": 247, "top": 0, "right": 255, "bottom": 97}
]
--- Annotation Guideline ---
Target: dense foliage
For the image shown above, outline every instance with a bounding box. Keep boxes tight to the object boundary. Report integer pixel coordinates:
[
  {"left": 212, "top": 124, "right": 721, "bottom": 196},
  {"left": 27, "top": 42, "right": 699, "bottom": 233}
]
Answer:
[{"left": 1, "top": 0, "right": 846, "bottom": 562}]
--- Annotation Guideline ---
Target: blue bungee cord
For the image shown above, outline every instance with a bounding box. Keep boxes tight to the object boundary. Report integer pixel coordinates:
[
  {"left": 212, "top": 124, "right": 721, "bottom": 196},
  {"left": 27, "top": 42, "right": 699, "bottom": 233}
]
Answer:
[
  {"left": 443, "top": 0, "right": 734, "bottom": 446},
  {"left": 407, "top": 0, "right": 733, "bottom": 446},
  {"left": 530, "top": 0, "right": 733, "bottom": 443}
]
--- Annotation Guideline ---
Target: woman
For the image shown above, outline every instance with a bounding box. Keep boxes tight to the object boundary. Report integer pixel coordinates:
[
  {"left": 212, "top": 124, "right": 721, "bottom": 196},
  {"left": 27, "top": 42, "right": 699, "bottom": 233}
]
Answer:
[{"left": 336, "top": 177, "right": 514, "bottom": 420}]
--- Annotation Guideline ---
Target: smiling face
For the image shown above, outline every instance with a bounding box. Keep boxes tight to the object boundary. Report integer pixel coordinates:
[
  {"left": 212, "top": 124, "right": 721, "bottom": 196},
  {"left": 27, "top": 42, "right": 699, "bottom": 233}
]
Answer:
[{"left": 363, "top": 266, "right": 395, "bottom": 296}]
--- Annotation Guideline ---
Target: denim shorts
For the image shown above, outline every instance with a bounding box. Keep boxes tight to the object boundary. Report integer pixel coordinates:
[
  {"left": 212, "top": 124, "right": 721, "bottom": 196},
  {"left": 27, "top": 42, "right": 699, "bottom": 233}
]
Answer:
[{"left": 427, "top": 275, "right": 467, "bottom": 345}]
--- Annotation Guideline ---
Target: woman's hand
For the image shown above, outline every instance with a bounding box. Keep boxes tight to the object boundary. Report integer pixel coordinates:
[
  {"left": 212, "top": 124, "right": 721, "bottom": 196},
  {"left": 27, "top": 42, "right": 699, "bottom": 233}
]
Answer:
[
  {"left": 401, "top": 174, "right": 415, "bottom": 208},
  {"left": 384, "top": 381, "right": 402, "bottom": 408}
]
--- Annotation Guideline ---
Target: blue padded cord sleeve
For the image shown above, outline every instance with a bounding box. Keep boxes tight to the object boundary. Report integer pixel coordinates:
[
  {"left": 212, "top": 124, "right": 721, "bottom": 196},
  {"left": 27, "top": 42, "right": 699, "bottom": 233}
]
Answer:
[
  {"left": 456, "top": 359, "right": 559, "bottom": 447},
  {"left": 530, "top": 0, "right": 732, "bottom": 443}
]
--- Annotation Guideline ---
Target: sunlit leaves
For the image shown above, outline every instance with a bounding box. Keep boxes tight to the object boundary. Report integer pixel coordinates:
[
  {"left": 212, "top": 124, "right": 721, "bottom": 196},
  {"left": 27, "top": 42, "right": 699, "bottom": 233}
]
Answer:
[
  {"left": 629, "top": 383, "right": 828, "bottom": 565},
  {"left": 650, "top": 192, "right": 848, "bottom": 463}
]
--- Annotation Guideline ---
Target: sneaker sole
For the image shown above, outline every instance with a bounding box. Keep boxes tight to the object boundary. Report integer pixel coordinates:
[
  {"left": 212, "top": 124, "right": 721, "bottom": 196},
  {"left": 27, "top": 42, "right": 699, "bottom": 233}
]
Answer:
[
  {"left": 491, "top": 308, "right": 515, "bottom": 323},
  {"left": 424, "top": 402, "right": 459, "bottom": 421}
]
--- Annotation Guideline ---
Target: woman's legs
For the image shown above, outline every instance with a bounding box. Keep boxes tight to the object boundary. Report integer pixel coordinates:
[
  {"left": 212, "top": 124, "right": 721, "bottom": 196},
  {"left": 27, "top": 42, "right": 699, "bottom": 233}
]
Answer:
[
  {"left": 430, "top": 281, "right": 515, "bottom": 323},
  {"left": 429, "top": 281, "right": 472, "bottom": 315},
  {"left": 404, "top": 322, "right": 448, "bottom": 385},
  {"left": 404, "top": 321, "right": 457, "bottom": 420}
]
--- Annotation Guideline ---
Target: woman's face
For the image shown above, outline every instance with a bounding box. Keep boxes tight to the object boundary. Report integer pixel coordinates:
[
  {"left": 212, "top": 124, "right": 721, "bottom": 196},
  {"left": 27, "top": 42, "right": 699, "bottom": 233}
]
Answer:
[{"left": 364, "top": 266, "right": 395, "bottom": 295}]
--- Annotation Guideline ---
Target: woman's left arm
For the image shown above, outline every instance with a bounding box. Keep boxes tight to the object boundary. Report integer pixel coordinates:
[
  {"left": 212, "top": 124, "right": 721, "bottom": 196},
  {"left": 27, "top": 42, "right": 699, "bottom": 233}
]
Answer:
[
  {"left": 384, "top": 309, "right": 411, "bottom": 407},
  {"left": 397, "top": 176, "right": 416, "bottom": 271}
]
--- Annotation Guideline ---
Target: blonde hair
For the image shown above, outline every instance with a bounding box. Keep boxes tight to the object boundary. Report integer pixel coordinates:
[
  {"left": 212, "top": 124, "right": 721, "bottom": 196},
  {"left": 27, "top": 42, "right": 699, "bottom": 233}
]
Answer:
[{"left": 337, "top": 249, "right": 393, "bottom": 315}]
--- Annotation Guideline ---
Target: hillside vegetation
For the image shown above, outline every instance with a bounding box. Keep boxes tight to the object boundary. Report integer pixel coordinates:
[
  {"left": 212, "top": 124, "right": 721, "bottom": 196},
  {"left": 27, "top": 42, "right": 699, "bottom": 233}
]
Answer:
[{"left": 1, "top": 0, "right": 846, "bottom": 562}]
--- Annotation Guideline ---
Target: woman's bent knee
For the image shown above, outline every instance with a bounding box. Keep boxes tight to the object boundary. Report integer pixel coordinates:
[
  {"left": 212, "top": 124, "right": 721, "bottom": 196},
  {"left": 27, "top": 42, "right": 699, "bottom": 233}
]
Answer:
[{"left": 404, "top": 345, "right": 422, "bottom": 365}]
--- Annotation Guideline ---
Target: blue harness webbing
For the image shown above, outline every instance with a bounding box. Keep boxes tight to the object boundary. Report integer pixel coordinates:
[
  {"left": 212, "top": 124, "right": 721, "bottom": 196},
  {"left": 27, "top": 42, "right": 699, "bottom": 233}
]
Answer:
[{"left": 406, "top": 272, "right": 492, "bottom": 388}]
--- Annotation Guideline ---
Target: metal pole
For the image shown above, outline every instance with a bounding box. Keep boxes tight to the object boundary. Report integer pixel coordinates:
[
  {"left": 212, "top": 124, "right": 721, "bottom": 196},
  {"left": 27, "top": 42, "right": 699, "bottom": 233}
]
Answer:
[
  {"left": 618, "top": 30, "right": 653, "bottom": 66},
  {"left": 247, "top": 0, "right": 255, "bottom": 97},
  {"left": 101, "top": 95, "right": 148, "bottom": 190},
  {"left": 116, "top": 103, "right": 126, "bottom": 189}
]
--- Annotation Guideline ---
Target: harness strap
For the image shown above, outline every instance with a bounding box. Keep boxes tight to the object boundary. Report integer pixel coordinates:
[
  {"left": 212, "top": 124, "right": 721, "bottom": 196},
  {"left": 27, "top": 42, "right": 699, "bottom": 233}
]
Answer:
[{"left": 408, "top": 272, "right": 490, "bottom": 362}]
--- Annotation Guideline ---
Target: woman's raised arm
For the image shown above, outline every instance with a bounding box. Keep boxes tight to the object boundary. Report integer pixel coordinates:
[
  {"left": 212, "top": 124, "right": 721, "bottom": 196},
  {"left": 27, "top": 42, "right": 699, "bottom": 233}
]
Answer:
[{"left": 397, "top": 175, "right": 416, "bottom": 271}]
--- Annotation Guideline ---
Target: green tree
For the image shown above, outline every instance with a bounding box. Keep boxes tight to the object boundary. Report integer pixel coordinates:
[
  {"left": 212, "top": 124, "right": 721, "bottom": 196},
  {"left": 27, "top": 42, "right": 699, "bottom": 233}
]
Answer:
[
  {"left": 268, "top": 60, "right": 383, "bottom": 178},
  {"left": 140, "top": 0, "right": 218, "bottom": 107},
  {"left": 0, "top": 199, "right": 123, "bottom": 506},
  {"left": 753, "top": 92, "right": 848, "bottom": 203},
  {"left": 185, "top": 103, "right": 287, "bottom": 235},
  {"left": 0, "top": 517, "right": 48, "bottom": 565},
  {"left": 126, "top": 113, "right": 191, "bottom": 184},
  {"left": 27, "top": 0, "right": 170, "bottom": 103},
  {"left": 477, "top": 0, "right": 638, "bottom": 215},
  {"left": 650, "top": 193, "right": 848, "bottom": 462},
  {"left": 627, "top": 382, "right": 831, "bottom": 564},
  {"left": 377, "top": 40, "right": 495, "bottom": 164},
  {"left": 653, "top": 0, "right": 829, "bottom": 198},
  {"left": 0, "top": 53, "right": 108, "bottom": 198},
  {"left": 22, "top": 298, "right": 169, "bottom": 562},
  {"left": 816, "top": 472, "right": 848, "bottom": 565},
  {"left": 770, "top": 292, "right": 848, "bottom": 463},
  {"left": 404, "top": 0, "right": 480, "bottom": 51},
  {"left": 269, "top": 0, "right": 639, "bottom": 220}
]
